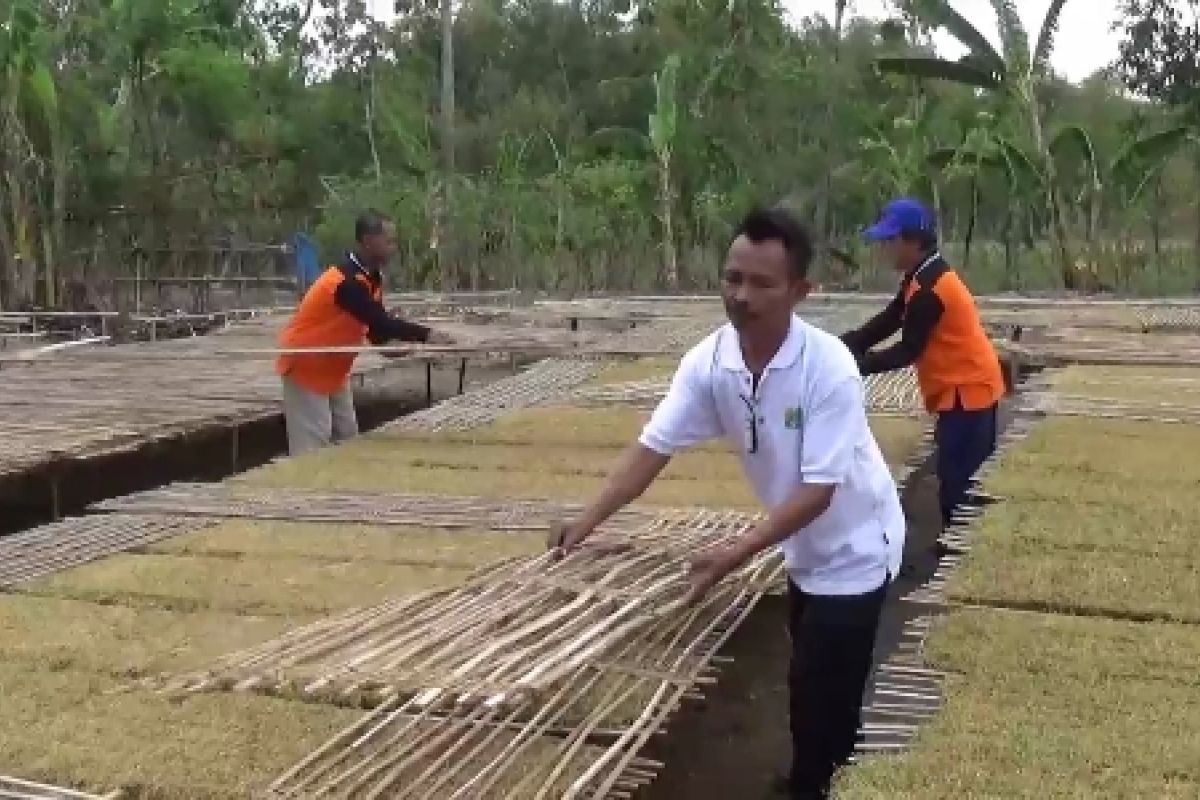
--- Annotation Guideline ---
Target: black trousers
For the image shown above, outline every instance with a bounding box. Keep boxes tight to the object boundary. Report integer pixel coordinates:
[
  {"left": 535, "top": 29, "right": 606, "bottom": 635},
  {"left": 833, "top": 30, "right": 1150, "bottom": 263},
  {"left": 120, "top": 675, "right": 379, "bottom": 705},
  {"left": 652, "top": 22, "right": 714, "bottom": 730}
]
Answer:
[
  {"left": 935, "top": 400, "right": 998, "bottom": 526},
  {"left": 788, "top": 577, "right": 889, "bottom": 800}
]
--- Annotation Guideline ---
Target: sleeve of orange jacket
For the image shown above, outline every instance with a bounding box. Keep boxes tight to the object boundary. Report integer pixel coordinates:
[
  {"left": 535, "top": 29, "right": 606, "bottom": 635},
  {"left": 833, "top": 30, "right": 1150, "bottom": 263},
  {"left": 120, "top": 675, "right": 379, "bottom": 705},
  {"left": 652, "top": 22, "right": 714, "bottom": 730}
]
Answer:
[
  {"left": 333, "top": 278, "right": 431, "bottom": 345},
  {"left": 858, "top": 286, "right": 944, "bottom": 375}
]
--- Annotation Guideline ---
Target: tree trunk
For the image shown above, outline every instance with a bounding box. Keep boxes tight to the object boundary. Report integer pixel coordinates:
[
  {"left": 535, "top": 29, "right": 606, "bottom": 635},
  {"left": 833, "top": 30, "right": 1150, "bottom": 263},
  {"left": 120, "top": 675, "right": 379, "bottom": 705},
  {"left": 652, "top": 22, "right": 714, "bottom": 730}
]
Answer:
[
  {"left": 46, "top": 124, "right": 67, "bottom": 309},
  {"left": 1152, "top": 174, "right": 1163, "bottom": 293},
  {"left": 1002, "top": 204, "right": 1015, "bottom": 291},
  {"left": 963, "top": 177, "right": 978, "bottom": 271},
  {"left": 1194, "top": 156, "right": 1200, "bottom": 291},
  {"left": 365, "top": 59, "right": 382, "bottom": 183},
  {"left": 659, "top": 152, "right": 678, "bottom": 290},
  {"left": 1028, "top": 97, "right": 1074, "bottom": 289},
  {"left": 439, "top": 0, "right": 456, "bottom": 291}
]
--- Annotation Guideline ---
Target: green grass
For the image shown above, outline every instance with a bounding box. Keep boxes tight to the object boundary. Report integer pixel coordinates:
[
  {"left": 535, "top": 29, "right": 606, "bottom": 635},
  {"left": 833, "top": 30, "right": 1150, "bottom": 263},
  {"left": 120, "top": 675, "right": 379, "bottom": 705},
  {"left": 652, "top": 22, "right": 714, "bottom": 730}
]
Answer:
[
  {"left": 150, "top": 520, "right": 545, "bottom": 568},
  {"left": 584, "top": 357, "right": 677, "bottom": 385},
  {"left": 0, "top": 594, "right": 302, "bottom": 679},
  {"left": 836, "top": 609, "right": 1200, "bottom": 799},
  {"left": 1052, "top": 365, "right": 1200, "bottom": 405},
  {"left": 22, "top": 552, "right": 472, "bottom": 616},
  {"left": 0, "top": 662, "right": 356, "bottom": 799},
  {"left": 949, "top": 417, "right": 1200, "bottom": 622}
]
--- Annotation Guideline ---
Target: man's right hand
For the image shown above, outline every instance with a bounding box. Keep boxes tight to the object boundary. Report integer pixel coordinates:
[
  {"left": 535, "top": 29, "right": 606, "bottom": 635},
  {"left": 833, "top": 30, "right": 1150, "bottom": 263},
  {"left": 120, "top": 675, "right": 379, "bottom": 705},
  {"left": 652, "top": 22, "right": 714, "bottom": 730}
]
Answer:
[{"left": 547, "top": 519, "right": 592, "bottom": 558}]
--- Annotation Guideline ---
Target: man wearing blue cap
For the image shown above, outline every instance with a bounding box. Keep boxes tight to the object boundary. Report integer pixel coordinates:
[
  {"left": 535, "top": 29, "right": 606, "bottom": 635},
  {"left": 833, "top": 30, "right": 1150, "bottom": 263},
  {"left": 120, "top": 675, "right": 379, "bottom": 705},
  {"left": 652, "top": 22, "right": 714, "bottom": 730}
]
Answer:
[{"left": 841, "top": 197, "right": 1005, "bottom": 530}]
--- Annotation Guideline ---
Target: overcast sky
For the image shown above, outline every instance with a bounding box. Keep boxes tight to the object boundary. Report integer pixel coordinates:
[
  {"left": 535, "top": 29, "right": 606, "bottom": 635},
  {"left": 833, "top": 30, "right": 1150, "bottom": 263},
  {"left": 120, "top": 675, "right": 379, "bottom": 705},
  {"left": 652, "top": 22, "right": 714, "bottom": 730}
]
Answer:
[
  {"left": 353, "top": 0, "right": 1121, "bottom": 84},
  {"left": 793, "top": 0, "right": 1121, "bottom": 83}
]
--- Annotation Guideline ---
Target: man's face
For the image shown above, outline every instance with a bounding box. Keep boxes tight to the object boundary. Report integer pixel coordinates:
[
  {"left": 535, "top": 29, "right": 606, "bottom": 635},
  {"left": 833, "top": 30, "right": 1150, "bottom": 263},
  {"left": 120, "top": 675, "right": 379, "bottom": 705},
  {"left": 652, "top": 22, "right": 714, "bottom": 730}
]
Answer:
[
  {"left": 720, "top": 236, "right": 810, "bottom": 333},
  {"left": 361, "top": 220, "right": 398, "bottom": 268},
  {"left": 876, "top": 236, "right": 920, "bottom": 274}
]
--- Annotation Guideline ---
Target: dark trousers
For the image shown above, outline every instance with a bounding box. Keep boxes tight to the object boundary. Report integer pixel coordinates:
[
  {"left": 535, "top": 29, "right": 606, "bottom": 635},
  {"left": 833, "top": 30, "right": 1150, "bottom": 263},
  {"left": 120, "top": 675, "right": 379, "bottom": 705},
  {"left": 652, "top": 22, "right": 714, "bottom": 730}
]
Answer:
[
  {"left": 788, "top": 578, "right": 888, "bottom": 800},
  {"left": 935, "top": 400, "right": 998, "bottom": 526}
]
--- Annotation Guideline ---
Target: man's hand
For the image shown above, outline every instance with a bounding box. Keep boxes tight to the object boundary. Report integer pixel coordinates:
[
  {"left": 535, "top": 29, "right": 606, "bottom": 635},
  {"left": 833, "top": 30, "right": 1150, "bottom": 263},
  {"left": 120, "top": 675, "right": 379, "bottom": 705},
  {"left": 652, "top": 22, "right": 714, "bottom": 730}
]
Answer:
[
  {"left": 426, "top": 329, "right": 456, "bottom": 346},
  {"left": 547, "top": 519, "right": 593, "bottom": 558},
  {"left": 686, "top": 544, "right": 743, "bottom": 605}
]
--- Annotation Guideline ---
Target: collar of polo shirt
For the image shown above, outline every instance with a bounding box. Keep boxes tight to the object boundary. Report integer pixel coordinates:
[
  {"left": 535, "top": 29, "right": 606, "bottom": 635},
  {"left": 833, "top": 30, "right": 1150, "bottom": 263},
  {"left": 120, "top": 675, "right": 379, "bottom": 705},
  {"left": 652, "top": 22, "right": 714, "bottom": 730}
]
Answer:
[{"left": 715, "top": 315, "right": 807, "bottom": 375}]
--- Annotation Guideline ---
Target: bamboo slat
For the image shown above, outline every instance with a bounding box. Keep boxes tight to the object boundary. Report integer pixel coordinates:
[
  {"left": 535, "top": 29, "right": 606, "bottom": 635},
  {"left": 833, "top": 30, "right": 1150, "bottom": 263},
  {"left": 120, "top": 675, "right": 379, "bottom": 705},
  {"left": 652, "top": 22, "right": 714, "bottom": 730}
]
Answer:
[{"left": 0, "top": 776, "right": 115, "bottom": 800}]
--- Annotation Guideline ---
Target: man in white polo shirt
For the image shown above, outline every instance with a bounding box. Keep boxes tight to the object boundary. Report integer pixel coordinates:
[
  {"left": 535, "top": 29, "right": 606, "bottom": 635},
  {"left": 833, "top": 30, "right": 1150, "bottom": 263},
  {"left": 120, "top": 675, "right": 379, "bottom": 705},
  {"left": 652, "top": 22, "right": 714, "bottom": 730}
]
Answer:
[{"left": 551, "top": 207, "right": 904, "bottom": 800}]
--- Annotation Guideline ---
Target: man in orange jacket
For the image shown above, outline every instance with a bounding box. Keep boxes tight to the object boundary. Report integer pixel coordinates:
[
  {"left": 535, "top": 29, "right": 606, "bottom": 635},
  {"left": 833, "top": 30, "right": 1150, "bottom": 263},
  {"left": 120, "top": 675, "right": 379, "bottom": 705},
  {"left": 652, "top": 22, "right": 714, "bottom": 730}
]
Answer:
[
  {"left": 276, "top": 210, "right": 453, "bottom": 456},
  {"left": 840, "top": 198, "right": 1005, "bottom": 530}
]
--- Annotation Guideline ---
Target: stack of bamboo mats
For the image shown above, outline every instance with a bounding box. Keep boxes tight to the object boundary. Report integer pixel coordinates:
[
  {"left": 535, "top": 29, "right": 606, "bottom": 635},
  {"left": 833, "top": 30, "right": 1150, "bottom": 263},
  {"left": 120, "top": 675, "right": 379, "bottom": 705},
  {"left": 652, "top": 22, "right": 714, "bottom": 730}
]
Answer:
[{"left": 0, "top": 348, "right": 932, "bottom": 797}]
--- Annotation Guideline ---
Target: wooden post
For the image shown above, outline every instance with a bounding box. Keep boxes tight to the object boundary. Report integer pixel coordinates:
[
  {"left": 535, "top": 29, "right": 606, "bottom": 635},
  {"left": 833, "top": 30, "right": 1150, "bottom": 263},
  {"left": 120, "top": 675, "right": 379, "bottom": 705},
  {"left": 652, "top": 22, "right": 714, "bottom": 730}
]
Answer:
[
  {"left": 49, "top": 475, "right": 61, "bottom": 521},
  {"left": 231, "top": 426, "right": 240, "bottom": 473},
  {"left": 457, "top": 357, "right": 467, "bottom": 395},
  {"left": 425, "top": 360, "right": 434, "bottom": 407}
]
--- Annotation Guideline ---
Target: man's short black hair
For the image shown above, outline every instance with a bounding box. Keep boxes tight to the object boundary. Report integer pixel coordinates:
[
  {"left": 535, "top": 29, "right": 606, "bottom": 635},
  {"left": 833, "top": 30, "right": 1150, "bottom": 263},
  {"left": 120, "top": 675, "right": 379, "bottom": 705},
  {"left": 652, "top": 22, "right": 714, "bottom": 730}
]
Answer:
[
  {"left": 355, "top": 209, "right": 391, "bottom": 242},
  {"left": 732, "top": 207, "right": 814, "bottom": 279}
]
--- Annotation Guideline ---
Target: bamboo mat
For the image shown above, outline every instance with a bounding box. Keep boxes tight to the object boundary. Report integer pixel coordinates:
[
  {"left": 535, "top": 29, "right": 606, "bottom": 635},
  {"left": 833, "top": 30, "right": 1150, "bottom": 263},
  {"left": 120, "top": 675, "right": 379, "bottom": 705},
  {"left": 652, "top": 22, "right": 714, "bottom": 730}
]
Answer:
[
  {"left": 0, "top": 514, "right": 211, "bottom": 588},
  {"left": 0, "top": 309, "right": 707, "bottom": 481},
  {"left": 144, "top": 506, "right": 763, "bottom": 701},
  {"left": 93, "top": 483, "right": 715, "bottom": 534},
  {"left": 120, "top": 509, "right": 780, "bottom": 800},
  {"left": 387, "top": 359, "right": 603, "bottom": 433},
  {"left": 1012, "top": 326, "right": 1200, "bottom": 367},
  {"left": 564, "top": 367, "right": 923, "bottom": 415},
  {"left": 263, "top": 562, "right": 770, "bottom": 799}
]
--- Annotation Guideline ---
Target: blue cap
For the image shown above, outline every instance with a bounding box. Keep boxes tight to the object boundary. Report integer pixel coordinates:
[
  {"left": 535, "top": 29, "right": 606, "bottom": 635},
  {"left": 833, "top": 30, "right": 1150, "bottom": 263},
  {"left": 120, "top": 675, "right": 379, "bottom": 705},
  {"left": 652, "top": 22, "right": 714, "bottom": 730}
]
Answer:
[{"left": 864, "top": 197, "right": 937, "bottom": 242}]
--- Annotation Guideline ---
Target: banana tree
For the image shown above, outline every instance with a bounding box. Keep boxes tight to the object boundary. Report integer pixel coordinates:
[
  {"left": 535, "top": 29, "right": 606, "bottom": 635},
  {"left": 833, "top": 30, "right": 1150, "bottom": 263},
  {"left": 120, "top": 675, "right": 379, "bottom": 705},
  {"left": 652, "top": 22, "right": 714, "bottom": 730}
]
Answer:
[
  {"left": 589, "top": 52, "right": 681, "bottom": 290},
  {"left": 649, "top": 53, "right": 680, "bottom": 290},
  {"left": 856, "top": 92, "right": 944, "bottom": 199},
  {"left": 1051, "top": 123, "right": 1194, "bottom": 287},
  {"left": 0, "top": 0, "right": 66, "bottom": 308},
  {"left": 876, "top": 0, "right": 1079, "bottom": 287},
  {"left": 929, "top": 122, "right": 1044, "bottom": 283}
]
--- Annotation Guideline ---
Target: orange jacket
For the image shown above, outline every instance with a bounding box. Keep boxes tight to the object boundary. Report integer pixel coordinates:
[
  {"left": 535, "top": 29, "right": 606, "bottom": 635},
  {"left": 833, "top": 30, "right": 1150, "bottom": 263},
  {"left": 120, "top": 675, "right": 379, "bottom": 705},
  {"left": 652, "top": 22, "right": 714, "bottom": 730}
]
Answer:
[
  {"left": 843, "top": 253, "right": 1004, "bottom": 413},
  {"left": 276, "top": 255, "right": 429, "bottom": 395}
]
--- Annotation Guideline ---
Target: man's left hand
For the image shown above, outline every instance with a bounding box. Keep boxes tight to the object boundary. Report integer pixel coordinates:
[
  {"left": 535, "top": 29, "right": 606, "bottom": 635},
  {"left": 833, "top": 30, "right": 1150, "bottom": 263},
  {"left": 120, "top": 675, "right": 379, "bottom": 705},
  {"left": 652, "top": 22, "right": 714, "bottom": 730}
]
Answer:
[{"left": 686, "top": 545, "right": 742, "bottom": 605}]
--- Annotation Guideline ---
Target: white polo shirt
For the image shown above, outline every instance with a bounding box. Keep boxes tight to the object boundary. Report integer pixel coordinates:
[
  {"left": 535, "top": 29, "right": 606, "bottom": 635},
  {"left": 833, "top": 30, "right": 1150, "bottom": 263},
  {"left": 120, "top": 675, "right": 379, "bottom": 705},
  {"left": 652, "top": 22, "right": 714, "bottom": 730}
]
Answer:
[{"left": 639, "top": 315, "right": 905, "bottom": 595}]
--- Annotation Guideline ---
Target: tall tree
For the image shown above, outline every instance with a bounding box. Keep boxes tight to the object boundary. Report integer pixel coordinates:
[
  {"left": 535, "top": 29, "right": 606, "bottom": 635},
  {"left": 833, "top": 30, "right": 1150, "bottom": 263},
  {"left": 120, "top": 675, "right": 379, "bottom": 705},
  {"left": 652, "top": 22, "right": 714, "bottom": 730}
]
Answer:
[{"left": 1114, "top": 0, "right": 1200, "bottom": 285}]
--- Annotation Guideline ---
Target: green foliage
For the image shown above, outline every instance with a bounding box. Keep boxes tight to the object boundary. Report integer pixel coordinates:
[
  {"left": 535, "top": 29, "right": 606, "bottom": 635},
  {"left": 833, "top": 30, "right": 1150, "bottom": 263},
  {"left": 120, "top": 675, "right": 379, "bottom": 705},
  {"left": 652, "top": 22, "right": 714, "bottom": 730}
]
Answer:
[{"left": 0, "top": 0, "right": 1193, "bottom": 306}]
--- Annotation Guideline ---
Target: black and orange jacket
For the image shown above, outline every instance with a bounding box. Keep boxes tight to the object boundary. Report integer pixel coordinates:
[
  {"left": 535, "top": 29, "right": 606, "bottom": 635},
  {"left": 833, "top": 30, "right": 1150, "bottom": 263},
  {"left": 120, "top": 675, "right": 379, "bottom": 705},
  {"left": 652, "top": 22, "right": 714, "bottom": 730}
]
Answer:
[
  {"left": 276, "top": 253, "right": 430, "bottom": 396},
  {"left": 841, "top": 252, "right": 1004, "bottom": 413}
]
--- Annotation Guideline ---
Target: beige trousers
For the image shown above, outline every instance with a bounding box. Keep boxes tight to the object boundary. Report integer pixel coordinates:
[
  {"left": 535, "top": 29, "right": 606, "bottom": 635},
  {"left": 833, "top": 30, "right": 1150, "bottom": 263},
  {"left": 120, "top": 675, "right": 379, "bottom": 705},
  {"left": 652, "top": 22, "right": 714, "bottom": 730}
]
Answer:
[{"left": 281, "top": 376, "right": 360, "bottom": 456}]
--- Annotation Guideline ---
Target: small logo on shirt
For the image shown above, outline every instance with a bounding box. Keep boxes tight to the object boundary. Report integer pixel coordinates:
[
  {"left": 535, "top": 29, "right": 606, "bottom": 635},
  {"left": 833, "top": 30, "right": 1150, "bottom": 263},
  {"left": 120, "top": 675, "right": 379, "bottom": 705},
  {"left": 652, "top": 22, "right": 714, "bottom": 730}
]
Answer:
[{"left": 783, "top": 406, "right": 803, "bottom": 429}]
